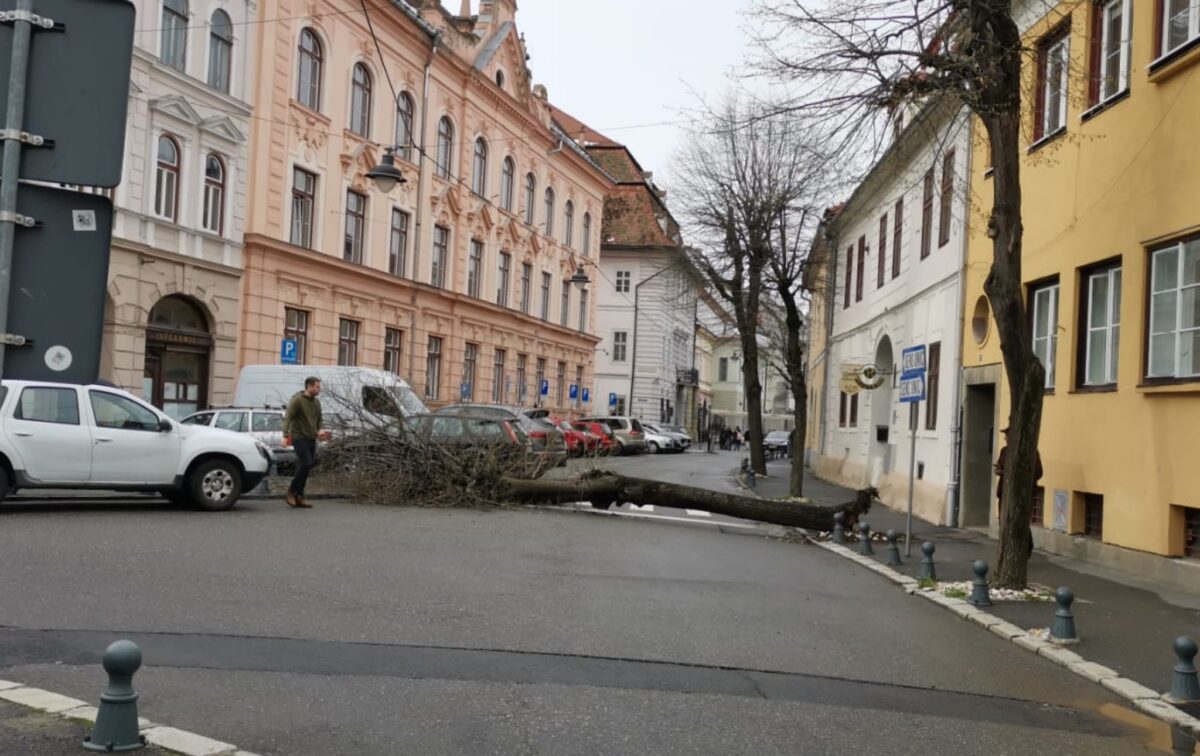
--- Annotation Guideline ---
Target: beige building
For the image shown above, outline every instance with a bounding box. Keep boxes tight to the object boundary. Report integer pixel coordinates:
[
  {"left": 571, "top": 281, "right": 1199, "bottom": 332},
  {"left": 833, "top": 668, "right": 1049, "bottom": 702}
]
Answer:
[{"left": 237, "top": 0, "right": 608, "bottom": 411}]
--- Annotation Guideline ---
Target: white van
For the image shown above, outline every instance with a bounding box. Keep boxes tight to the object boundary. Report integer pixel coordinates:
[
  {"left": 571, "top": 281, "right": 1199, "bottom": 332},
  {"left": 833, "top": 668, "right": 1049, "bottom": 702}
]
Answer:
[{"left": 233, "top": 366, "right": 427, "bottom": 429}]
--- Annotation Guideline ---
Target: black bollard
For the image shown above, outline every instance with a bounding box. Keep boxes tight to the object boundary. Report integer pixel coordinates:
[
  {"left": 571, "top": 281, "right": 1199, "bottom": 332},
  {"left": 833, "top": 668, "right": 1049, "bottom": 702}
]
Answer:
[
  {"left": 84, "top": 640, "right": 146, "bottom": 752},
  {"left": 885, "top": 529, "right": 903, "bottom": 567},
  {"left": 858, "top": 522, "right": 874, "bottom": 556},
  {"left": 969, "top": 560, "right": 992, "bottom": 607},
  {"left": 1051, "top": 587, "right": 1078, "bottom": 642},
  {"left": 832, "top": 512, "right": 846, "bottom": 544},
  {"left": 920, "top": 541, "right": 937, "bottom": 582},
  {"left": 1167, "top": 636, "right": 1200, "bottom": 703}
]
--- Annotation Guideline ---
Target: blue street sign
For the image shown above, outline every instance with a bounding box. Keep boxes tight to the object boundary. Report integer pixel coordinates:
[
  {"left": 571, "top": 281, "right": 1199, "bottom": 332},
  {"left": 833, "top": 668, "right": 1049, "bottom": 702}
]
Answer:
[
  {"left": 899, "top": 345, "right": 927, "bottom": 403},
  {"left": 540, "top": 379, "right": 550, "bottom": 397},
  {"left": 582, "top": 388, "right": 590, "bottom": 404},
  {"left": 569, "top": 384, "right": 579, "bottom": 400},
  {"left": 280, "top": 339, "right": 298, "bottom": 365},
  {"left": 608, "top": 392, "right": 617, "bottom": 407}
]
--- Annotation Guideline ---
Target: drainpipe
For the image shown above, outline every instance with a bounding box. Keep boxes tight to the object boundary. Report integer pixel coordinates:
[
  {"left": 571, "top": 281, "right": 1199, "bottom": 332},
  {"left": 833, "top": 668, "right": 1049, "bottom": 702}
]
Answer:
[
  {"left": 817, "top": 224, "right": 838, "bottom": 459},
  {"left": 409, "top": 32, "right": 440, "bottom": 383},
  {"left": 946, "top": 115, "right": 971, "bottom": 527},
  {"left": 629, "top": 261, "right": 672, "bottom": 416}
]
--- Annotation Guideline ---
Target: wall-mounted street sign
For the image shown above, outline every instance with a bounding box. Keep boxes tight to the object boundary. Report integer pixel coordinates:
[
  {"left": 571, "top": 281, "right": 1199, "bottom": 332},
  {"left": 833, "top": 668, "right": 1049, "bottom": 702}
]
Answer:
[{"left": 899, "top": 345, "right": 927, "bottom": 403}]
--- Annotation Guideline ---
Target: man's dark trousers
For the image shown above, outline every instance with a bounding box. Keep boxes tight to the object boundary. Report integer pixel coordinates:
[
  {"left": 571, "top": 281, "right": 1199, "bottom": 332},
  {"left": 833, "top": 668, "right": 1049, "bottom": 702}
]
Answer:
[{"left": 289, "top": 438, "right": 318, "bottom": 497}]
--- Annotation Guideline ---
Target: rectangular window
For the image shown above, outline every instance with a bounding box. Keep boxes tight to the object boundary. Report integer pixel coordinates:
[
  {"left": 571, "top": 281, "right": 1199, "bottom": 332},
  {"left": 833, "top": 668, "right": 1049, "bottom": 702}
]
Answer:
[
  {"left": 384, "top": 328, "right": 403, "bottom": 375},
  {"left": 849, "top": 393, "right": 859, "bottom": 427},
  {"left": 838, "top": 391, "right": 847, "bottom": 427},
  {"left": 892, "top": 198, "right": 903, "bottom": 278},
  {"left": 535, "top": 358, "right": 546, "bottom": 406},
  {"left": 389, "top": 210, "right": 409, "bottom": 277},
  {"left": 855, "top": 236, "right": 866, "bottom": 302},
  {"left": 877, "top": 214, "right": 887, "bottom": 288},
  {"left": 1081, "top": 264, "right": 1122, "bottom": 386},
  {"left": 516, "top": 354, "right": 528, "bottom": 404},
  {"left": 719, "top": 357, "right": 729, "bottom": 382},
  {"left": 1032, "top": 281, "right": 1061, "bottom": 389},
  {"left": 432, "top": 225, "right": 449, "bottom": 289},
  {"left": 344, "top": 190, "right": 366, "bottom": 264},
  {"left": 284, "top": 307, "right": 309, "bottom": 363},
  {"left": 1184, "top": 506, "right": 1200, "bottom": 559},
  {"left": 920, "top": 169, "right": 934, "bottom": 259},
  {"left": 290, "top": 168, "right": 317, "bottom": 248},
  {"left": 16, "top": 387, "right": 80, "bottom": 424},
  {"left": 1092, "top": 0, "right": 1131, "bottom": 104},
  {"left": 1147, "top": 237, "right": 1200, "bottom": 379},
  {"left": 938, "top": 151, "right": 955, "bottom": 247},
  {"left": 1161, "top": 0, "right": 1200, "bottom": 58},
  {"left": 555, "top": 360, "right": 566, "bottom": 406},
  {"left": 574, "top": 365, "right": 584, "bottom": 406},
  {"left": 426, "top": 336, "right": 443, "bottom": 400},
  {"left": 1083, "top": 493, "right": 1104, "bottom": 539},
  {"left": 338, "top": 318, "right": 359, "bottom": 366},
  {"left": 613, "top": 331, "right": 628, "bottom": 362},
  {"left": 561, "top": 281, "right": 570, "bottom": 327},
  {"left": 616, "top": 270, "right": 631, "bottom": 293},
  {"left": 578, "top": 289, "right": 589, "bottom": 332},
  {"left": 1036, "top": 30, "right": 1070, "bottom": 141},
  {"left": 461, "top": 343, "right": 477, "bottom": 402},
  {"left": 925, "top": 341, "right": 941, "bottom": 430},
  {"left": 492, "top": 349, "right": 506, "bottom": 403},
  {"left": 844, "top": 245, "right": 853, "bottom": 308},
  {"left": 468, "top": 240, "right": 483, "bottom": 299},
  {"left": 497, "top": 252, "right": 512, "bottom": 307},
  {"left": 1032, "top": 486, "right": 1046, "bottom": 526},
  {"left": 540, "top": 272, "right": 551, "bottom": 320},
  {"left": 520, "top": 263, "right": 532, "bottom": 314}
]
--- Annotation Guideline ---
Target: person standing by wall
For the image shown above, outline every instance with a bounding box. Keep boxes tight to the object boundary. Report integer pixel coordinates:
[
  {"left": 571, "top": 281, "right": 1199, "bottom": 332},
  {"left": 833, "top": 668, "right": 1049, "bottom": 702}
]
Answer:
[
  {"left": 994, "top": 427, "right": 1043, "bottom": 557},
  {"left": 284, "top": 376, "right": 324, "bottom": 509}
]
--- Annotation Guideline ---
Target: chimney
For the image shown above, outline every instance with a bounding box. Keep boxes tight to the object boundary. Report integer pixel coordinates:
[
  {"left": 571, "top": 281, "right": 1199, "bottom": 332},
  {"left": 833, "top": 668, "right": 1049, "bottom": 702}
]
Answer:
[{"left": 459, "top": 0, "right": 471, "bottom": 16}]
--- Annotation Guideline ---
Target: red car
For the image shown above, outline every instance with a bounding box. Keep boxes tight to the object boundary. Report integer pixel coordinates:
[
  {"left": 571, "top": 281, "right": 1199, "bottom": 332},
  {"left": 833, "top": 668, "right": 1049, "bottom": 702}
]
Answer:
[
  {"left": 572, "top": 420, "right": 615, "bottom": 456},
  {"left": 549, "top": 417, "right": 593, "bottom": 457}
]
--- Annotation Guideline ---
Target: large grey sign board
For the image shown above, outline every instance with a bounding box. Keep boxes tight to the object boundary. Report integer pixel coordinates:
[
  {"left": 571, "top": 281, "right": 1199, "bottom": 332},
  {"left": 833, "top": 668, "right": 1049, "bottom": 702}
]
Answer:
[
  {"left": 0, "top": 0, "right": 135, "bottom": 187},
  {"left": 5, "top": 183, "right": 111, "bottom": 384}
]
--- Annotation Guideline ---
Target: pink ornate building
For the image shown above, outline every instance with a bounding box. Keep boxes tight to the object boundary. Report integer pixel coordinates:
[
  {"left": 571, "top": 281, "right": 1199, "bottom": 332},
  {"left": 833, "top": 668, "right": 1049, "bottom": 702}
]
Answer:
[{"left": 240, "top": 0, "right": 608, "bottom": 411}]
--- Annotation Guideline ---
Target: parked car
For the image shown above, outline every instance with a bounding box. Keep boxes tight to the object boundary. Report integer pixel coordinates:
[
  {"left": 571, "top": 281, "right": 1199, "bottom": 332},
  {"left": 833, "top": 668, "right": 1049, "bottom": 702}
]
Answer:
[
  {"left": 640, "top": 423, "right": 684, "bottom": 454},
  {"left": 572, "top": 421, "right": 615, "bottom": 455},
  {"left": 642, "top": 422, "right": 691, "bottom": 452},
  {"left": 548, "top": 416, "right": 592, "bottom": 457},
  {"left": 577, "top": 416, "right": 648, "bottom": 455},
  {"left": 182, "top": 407, "right": 296, "bottom": 469},
  {"left": 764, "top": 430, "right": 791, "bottom": 455},
  {"left": 233, "top": 365, "right": 427, "bottom": 433},
  {"left": 0, "top": 380, "right": 269, "bottom": 510},
  {"left": 432, "top": 405, "right": 568, "bottom": 464}
]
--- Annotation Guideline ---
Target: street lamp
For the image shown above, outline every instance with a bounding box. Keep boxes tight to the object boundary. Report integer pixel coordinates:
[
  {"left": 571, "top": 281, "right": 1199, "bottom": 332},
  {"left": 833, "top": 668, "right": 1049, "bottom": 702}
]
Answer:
[
  {"left": 569, "top": 265, "right": 590, "bottom": 285},
  {"left": 365, "top": 148, "right": 407, "bottom": 193}
]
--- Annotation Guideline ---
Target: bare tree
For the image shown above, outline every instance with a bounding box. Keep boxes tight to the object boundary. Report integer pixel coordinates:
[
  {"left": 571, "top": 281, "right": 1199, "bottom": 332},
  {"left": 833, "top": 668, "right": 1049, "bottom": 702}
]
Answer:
[{"left": 753, "top": 0, "right": 1051, "bottom": 587}]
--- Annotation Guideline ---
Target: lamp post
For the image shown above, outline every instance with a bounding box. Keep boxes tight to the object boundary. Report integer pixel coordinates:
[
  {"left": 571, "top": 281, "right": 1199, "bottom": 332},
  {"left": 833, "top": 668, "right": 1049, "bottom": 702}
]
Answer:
[{"left": 365, "top": 148, "right": 408, "bottom": 193}]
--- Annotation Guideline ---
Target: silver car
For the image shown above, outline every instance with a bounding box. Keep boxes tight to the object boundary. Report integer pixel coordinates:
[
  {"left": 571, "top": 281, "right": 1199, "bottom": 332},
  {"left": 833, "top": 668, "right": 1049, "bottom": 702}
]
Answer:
[
  {"left": 578, "top": 416, "right": 649, "bottom": 455},
  {"left": 643, "top": 422, "right": 691, "bottom": 452},
  {"left": 182, "top": 407, "right": 295, "bottom": 468}
]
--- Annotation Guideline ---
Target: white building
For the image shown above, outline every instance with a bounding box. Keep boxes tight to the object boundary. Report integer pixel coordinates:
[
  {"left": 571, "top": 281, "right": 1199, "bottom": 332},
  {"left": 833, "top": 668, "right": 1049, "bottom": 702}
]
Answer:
[
  {"left": 811, "top": 98, "right": 971, "bottom": 525},
  {"left": 100, "top": 0, "right": 255, "bottom": 416}
]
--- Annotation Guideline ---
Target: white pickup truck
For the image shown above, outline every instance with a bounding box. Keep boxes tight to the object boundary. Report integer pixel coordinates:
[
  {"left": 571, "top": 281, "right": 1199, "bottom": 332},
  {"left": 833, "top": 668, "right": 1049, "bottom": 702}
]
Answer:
[{"left": 0, "top": 380, "right": 270, "bottom": 510}]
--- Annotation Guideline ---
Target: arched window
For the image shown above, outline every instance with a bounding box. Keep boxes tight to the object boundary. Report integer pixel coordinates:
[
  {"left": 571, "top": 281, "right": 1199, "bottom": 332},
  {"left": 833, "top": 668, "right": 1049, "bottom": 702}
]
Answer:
[
  {"left": 297, "top": 29, "right": 322, "bottom": 111},
  {"left": 564, "top": 200, "right": 575, "bottom": 246},
  {"left": 544, "top": 187, "right": 556, "bottom": 237},
  {"left": 207, "top": 10, "right": 233, "bottom": 93},
  {"left": 582, "top": 212, "right": 592, "bottom": 256},
  {"left": 202, "top": 153, "right": 225, "bottom": 234},
  {"left": 436, "top": 116, "right": 454, "bottom": 179},
  {"left": 495, "top": 69, "right": 506, "bottom": 89},
  {"left": 523, "top": 173, "right": 536, "bottom": 225},
  {"left": 349, "top": 63, "right": 372, "bottom": 137},
  {"left": 500, "top": 157, "right": 515, "bottom": 212},
  {"left": 471, "top": 137, "right": 488, "bottom": 196},
  {"left": 395, "top": 93, "right": 415, "bottom": 161},
  {"left": 161, "top": 0, "right": 188, "bottom": 72},
  {"left": 154, "top": 135, "right": 180, "bottom": 222}
]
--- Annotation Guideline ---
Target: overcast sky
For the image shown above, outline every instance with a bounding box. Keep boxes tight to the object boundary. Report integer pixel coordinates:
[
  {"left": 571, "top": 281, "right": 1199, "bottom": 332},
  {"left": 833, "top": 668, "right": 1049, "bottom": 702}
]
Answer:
[{"left": 455, "top": 0, "right": 761, "bottom": 188}]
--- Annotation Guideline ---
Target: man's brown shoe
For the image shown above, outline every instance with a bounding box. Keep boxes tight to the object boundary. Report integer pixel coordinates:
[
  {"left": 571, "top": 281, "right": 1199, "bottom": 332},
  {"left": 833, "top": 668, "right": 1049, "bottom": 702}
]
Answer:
[
  {"left": 296, "top": 496, "right": 314, "bottom": 508},
  {"left": 286, "top": 492, "right": 301, "bottom": 508}
]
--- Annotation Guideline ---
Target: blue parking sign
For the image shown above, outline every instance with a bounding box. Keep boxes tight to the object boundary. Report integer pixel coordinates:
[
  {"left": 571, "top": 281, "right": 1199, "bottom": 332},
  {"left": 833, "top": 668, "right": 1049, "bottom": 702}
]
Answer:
[
  {"left": 608, "top": 392, "right": 617, "bottom": 407},
  {"left": 569, "top": 384, "right": 578, "bottom": 400},
  {"left": 582, "top": 388, "right": 590, "bottom": 404},
  {"left": 540, "top": 379, "right": 550, "bottom": 397},
  {"left": 280, "top": 339, "right": 298, "bottom": 365}
]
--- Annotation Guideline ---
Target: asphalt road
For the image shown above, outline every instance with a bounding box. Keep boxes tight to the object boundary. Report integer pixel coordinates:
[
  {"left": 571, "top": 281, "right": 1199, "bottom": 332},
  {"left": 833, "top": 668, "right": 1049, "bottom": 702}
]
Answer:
[{"left": 0, "top": 450, "right": 1175, "bottom": 754}]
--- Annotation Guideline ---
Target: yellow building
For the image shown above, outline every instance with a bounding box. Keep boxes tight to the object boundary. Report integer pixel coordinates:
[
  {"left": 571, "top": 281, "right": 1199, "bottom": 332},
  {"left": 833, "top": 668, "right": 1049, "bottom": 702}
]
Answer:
[{"left": 959, "top": 0, "right": 1200, "bottom": 582}]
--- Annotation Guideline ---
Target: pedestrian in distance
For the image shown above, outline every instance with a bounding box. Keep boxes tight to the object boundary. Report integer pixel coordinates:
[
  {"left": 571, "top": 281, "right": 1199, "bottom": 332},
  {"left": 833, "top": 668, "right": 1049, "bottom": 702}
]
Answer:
[
  {"left": 283, "top": 376, "right": 326, "bottom": 509},
  {"left": 994, "top": 426, "right": 1043, "bottom": 558}
]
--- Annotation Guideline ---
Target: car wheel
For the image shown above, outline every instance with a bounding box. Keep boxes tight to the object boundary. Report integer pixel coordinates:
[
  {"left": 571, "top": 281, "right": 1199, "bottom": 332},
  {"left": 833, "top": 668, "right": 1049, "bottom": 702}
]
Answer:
[
  {"left": 614, "top": 440, "right": 625, "bottom": 456},
  {"left": 0, "top": 465, "right": 9, "bottom": 504},
  {"left": 188, "top": 459, "right": 242, "bottom": 512},
  {"left": 648, "top": 441, "right": 659, "bottom": 454}
]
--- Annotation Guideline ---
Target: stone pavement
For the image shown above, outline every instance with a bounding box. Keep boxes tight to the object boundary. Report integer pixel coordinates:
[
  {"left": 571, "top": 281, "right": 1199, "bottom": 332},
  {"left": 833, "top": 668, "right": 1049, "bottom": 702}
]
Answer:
[{"left": 748, "top": 459, "right": 1200, "bottom": 699}]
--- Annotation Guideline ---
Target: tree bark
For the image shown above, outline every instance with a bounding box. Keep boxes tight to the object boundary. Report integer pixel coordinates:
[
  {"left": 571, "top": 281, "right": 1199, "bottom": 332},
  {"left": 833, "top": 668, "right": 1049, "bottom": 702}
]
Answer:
[
  {"left": 502, "top": 472, "right": 873, "bottom": 531},
  {"left": 780, "top": 293, "right": 807, "bottom": 497}
]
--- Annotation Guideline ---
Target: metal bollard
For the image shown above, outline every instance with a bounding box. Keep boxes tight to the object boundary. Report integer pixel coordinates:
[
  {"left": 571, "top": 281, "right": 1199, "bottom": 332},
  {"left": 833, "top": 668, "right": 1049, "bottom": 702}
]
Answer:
[
  {"left": 920, "top": 542, "right": 937, "bottom": 582},
  {"left": 1171, "top": 725, "right": 1196, "bottom": 756},
  {"left": 858, "top": 521, "right": 874, "bottom": 555},
  {"left": 969, "top": 560, "right": 992, "bottom": 607},
  {"left": 84, "top": 640, "right": 146, "bottom": 752},
  {"left": 832, "top": 512, "right": 846, "bottom": 544},
  {"left": 1050, "top": 587, "right": 1078, "bottom": 643},
  {"left": 740, "top": 458, "right": 749, "bottom": 472},
  {"left": 885, "top": 529, "right": 903, "bottom": 567},
  {"left": 1166, "top": 636, "right": 1200, "bottom": 704},
  {"left": 746, "top": 468, "right": 756, "bottom": 488}
]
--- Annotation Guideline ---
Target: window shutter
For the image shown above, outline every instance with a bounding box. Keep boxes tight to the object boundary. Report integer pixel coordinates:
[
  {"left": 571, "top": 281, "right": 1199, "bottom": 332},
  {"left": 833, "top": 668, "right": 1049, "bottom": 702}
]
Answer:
[{"left": 1034, "top": 44, "right": 1048, "bottom": 141}]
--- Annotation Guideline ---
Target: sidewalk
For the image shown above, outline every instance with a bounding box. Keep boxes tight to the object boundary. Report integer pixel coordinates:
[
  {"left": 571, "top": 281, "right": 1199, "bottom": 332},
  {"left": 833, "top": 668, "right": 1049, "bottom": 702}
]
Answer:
[
  {"left": 748, "top": 459, "right": 1200, "bottom": 699},
  {"left": 0, "top": 699, "right": 169, "bottom": 755}
]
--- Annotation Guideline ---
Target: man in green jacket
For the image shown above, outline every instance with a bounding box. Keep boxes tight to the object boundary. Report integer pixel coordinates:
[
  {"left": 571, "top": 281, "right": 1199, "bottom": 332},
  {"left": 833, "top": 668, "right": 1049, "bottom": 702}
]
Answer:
[{"left": 283, "top": 376, "right": 324, "bottom": 508}]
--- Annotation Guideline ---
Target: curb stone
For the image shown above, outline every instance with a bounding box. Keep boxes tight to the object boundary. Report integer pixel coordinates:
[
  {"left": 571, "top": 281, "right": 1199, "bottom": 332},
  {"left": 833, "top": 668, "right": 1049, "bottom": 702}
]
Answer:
[
  {"left": 0, "top": 681, "right": 259, "bottom": 756},
  {"left": 1069, "top": 660, "right": 1120, "bottom": 683},
  {"left": 1100, "top": 676, "right": 1161, "bottom": 702},
  {"left": 1036, "top": 645, "right": 1085, "bottom": 667}
]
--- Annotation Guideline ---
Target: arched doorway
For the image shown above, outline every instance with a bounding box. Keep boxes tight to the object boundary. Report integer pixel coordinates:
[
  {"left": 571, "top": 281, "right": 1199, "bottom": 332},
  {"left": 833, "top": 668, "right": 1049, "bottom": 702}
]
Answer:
[
  {"left": 868, "top": 335, "right": 895, "bottom": 485},
  {"left": 144, "top": 296, "right": 211, "bottom": 419}
]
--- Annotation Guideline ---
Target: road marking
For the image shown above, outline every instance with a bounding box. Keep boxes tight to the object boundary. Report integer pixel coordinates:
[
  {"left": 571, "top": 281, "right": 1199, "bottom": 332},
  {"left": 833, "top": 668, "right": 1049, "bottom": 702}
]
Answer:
[{"left": 685, "top": 509, "right": 711, "bottom": 517}]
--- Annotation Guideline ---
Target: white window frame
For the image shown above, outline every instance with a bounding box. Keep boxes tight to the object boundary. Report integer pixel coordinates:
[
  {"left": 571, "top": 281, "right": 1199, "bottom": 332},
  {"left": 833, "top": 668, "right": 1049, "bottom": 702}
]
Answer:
[
  {"left": 1099, "top": 0, "right": 1132, "bottom": 103},
  {"left": 1161, "top": 0, "right": 1200, "bottom": 59},
  {"left": 1032, "top": 282, "right": 1060, "bottom": 388},
  {"left": 1148, "top": 240, "right": 1200, "bottom": 379},
  {"left": 1084, "top": 266, "right": 1121, "bottom": 386},
  {"left": 1041, "top": 35, "right": 1069, "bottom": 137},
  {"left": 612, "top": 331, "right": 627, "bottom": 362},
  {"left": 615, "top": 270, "right": 631, "bottom": 293}
]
